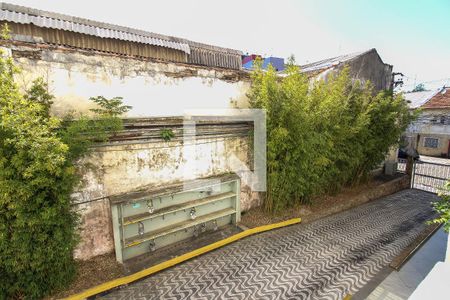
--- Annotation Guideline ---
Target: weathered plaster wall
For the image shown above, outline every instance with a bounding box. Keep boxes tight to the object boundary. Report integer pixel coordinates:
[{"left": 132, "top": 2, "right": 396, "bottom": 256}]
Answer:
[
  {"left": 73, "top": 135, "right": 260, "bottom": 260},
  {"left": 341, "top": 50, "right": 393, "bottom": 92},
  {"left": 9, "top": 44, "right": 251, "bottom": 117},
  {"left": 4, "top": 44, "right": 258, "bottom": 261},
  {"left": 314, "top": 50, "right": 393, "bottom": 93},
  {"left": 414, "top": 133, "right": 449, "bottom": 157},
  {"left": 406, "top": 109, "right": 450, "bottom": 157}
]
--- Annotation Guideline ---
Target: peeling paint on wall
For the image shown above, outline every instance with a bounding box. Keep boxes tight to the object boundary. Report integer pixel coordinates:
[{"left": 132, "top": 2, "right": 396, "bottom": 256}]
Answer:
[
  {"left": 73, "top": 199, "right": 114, "bottom": 260},
  {"left": 72, "top": 133, "right": 258, "bottom": 260},
  {"left": 75, "top": 136, "right": 253, "bottom": 201},
  {"left": 9, "top": 44, "right": 251, "bottom": 117},
  {"left": 6, "top": 44, "right": 259, "bottom": 260}
]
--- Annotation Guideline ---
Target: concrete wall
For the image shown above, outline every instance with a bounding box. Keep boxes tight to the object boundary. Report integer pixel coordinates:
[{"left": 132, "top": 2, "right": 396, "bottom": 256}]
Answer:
[
  {"left": 417, "top": 133, "right": 449, "bottom": 157},
  {"left": 73, "top": 134, "right": 260, "bottom": 260},
  {"left": 313, "top": 50, "right": 393, "bottom": 93},
  {"left": 406, "top": 109, "right": 450, "bottom": 157},
  {"left": 3, "top": 43, "right": 259, "bottom": 260},
  {"left": 338, "top": 50, "right": 393, "bottom": 92},
  {"left": 9, "top": 43, "right": 251, "bottom": 117}
]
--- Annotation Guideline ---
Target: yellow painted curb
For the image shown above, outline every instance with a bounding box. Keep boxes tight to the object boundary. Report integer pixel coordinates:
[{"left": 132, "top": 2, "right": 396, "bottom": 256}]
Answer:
[{"left": 65, "top": 218, "right": 301, "bottom": 300}]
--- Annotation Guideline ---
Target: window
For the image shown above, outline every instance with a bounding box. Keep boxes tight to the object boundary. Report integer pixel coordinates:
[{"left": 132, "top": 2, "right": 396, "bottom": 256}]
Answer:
[
  {"left": 424, "top": 137, "right": 439, "bottom": 148},
  {"left": 440, "top": 116, "right": 447, "bottom": 125}
]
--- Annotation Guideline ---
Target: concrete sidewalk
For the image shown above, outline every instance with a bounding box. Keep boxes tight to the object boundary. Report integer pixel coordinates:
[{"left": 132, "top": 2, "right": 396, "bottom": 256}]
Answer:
[{"left": 364, "top": 228, "right": 448, "bottom": 299}]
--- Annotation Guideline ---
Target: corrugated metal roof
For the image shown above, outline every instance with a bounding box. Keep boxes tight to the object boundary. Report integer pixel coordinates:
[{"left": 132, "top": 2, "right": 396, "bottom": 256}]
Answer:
[
  {"left": 8, "top": 23, "right": 188, "bottom": 63},
  {"left": 300, "top": 49, "right": 374, "bottom": 73},
  {"left": 403, "top": 90, "right": 439, "bottom": 109},
  {"left": 0, "top": 2, "right": 191, "bottom": 54},
  {"left": 0, "top": 2, "right": 244, "bottom": 69}
]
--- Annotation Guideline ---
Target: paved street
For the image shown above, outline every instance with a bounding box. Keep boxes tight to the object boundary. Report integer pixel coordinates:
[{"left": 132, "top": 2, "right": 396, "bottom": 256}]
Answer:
[{"left": 101, "top": 189, "right": 437, "bottom": 300}]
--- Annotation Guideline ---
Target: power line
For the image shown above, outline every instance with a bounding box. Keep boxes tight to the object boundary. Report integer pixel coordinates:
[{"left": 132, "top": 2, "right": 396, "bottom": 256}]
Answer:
[{"left": 401, "top": 77, "right": 450, "bottom": 87}]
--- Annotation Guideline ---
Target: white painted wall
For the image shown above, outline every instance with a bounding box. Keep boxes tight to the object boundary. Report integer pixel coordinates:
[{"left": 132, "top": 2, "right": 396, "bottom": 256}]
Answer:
[
  {"left": 12, "top": 48, "right": 251, "bottom": 117},
  {"left": 8, "top": 46, "right": 258, "bottom": 260},
  {"left": 407, "top": 109, "right": 450, "bottom": 135}
]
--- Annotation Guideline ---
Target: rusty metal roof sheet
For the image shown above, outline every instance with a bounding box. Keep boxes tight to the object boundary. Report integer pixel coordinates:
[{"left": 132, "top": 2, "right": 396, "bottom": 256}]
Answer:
[
  {"left": 0, "top": 2, "right": 245, "bottom": 69},
  {"left": 0, "top": 2, "right": 191, "bottom": 54},
  {"left": 300, "top": 49, "right": 374, "bottom": 73}
]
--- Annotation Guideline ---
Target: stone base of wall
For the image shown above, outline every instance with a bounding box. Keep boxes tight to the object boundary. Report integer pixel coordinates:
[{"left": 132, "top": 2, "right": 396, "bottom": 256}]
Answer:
[
  {"left": 73, "top": 199, "right": 114, "bottom": 260},
  {"left": 301, "top": 175, "right": 411, "bottom": 224}
]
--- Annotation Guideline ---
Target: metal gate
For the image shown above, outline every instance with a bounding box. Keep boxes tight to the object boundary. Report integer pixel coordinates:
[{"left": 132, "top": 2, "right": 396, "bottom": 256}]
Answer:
[{"left": 412, "top": 160, "right": 450, "bottom": 193}]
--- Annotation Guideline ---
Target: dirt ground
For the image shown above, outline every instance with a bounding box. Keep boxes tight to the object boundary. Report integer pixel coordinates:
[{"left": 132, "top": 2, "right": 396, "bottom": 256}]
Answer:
[
  {"left": 48, "top": 173, "right": 405, "bottom": 299},
  {"left": 46, "top": 253, "right": 124, "bottom": 299},
  {"left": 240, "top": 173, "right": 405, "bottom": 228}
]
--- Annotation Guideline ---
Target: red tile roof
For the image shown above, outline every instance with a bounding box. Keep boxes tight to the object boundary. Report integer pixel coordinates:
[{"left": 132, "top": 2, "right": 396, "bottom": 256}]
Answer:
[{"left": 422, "top": 88, "right": 450, "bottom": 109}]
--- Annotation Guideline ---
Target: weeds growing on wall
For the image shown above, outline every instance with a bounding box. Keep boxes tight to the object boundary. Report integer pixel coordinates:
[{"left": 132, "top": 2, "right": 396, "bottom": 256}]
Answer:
[
  {"left": 248, "top": 58, "right": 413, "bottom": 212},
  {"left": 160, "top": 128, "right": 175, "bottom": 141},
  {"left": 0, "top": 42, "right": 131, "bottom": 298}
]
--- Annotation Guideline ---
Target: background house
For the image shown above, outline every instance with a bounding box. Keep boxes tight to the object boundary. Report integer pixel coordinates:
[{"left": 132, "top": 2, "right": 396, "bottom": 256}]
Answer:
[
  {"left": 404, "top": 87, "right": 450, "bottom": 157},
  {"left": 299, "top": 48, "right": 394, "bottom": 92},
  {"left": 242, "top": 54, "right": 285, "bottom": 71},
  {"left": 242, "top": 49, "right": 394, "bottom": 94}
]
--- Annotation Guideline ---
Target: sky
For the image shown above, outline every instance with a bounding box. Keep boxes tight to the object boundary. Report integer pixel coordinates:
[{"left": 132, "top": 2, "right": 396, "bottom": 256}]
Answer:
[{"left": 5, "top": 0, "right": 450, "bottom": 91}]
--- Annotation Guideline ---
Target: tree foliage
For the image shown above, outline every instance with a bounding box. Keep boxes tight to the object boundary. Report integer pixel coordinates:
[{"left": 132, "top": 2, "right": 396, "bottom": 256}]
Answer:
[
  {"left": 0, "top": 51, "right": 131, "bottom": 297},
  {"left": 89, "top": 96, "right": 132, "bottom": 117},
  {"left": 411, "top": 83, "right": 427, "bottom": 92},
  {"left": 24, "top": 78, "right": 54, "bottom": 117},
  {"left": 248, "top": 60, "right": 413, "bottom": 212},
  {"left": 59, "top": 96, "right": 130, "bottom": 162},
  {"left": 0, "top": 52, "right": 77, "bottom": 299}
]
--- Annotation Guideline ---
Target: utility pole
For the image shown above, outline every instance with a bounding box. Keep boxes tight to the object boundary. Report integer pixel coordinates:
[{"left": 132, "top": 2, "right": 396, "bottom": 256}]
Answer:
[{"left": 392, "top": 72, "right": 404, "bottom": 89}]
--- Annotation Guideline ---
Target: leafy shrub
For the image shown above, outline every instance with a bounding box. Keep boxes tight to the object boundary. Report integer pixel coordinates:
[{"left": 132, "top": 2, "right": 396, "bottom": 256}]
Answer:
[
  {"left": 429, "top": 182, "right": 450, "bottom": 232},
  {"left": 89, "top": 96, "right": 132, "bottom": 117},
  {"left": 0, "top": 52, "right": 131, "bottom": 297},
  {"left": 60, "top": 96, "right": 131, "bottom": 161},
  {"left": 0, "top": 53, "right": 78, "bottom": 299},
  {"left": 248, "top": 59, "right": 413, "bottom": 212}
]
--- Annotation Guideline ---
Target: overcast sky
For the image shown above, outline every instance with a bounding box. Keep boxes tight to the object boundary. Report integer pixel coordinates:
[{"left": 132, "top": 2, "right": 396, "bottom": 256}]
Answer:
[{"left": 6, "top": 0, "right": 450, "bottom": 91}]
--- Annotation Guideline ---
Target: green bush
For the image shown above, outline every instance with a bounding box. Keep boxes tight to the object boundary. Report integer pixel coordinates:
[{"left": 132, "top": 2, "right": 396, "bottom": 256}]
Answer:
[
  {"left": 0, "top": 50, "right": 130, "bottom": 297},
  {"left": 429, "top": 181, "right": 450, "bottom": 232},
  {"left": 248, "top": 59, "right": 413, "bottom": 212},
  {"left": 0, "top": 53, "right": 78, "bottom": 299}
]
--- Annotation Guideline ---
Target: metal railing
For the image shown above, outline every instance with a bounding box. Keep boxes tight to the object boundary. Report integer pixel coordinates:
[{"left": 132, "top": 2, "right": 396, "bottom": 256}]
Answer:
[
  {"left": 412, "top": 160, "right": 450, "bottom": 194},
  {"left": 397, "top": 158, "right": 407, "bottom": 173}
]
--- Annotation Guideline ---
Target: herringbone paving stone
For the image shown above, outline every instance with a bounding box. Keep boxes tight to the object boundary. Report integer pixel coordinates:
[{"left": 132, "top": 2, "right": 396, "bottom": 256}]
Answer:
[{"left": 101, "top": 189, "right": 437, "bottom": 300}]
